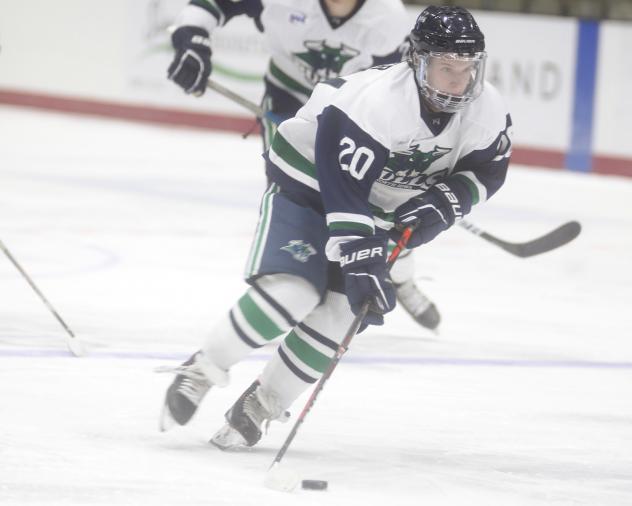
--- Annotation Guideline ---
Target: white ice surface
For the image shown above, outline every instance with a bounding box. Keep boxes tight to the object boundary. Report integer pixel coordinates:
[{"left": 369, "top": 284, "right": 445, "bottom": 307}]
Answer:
[{"left": 1, "top": 107, "right": 631, "bottom": 506}]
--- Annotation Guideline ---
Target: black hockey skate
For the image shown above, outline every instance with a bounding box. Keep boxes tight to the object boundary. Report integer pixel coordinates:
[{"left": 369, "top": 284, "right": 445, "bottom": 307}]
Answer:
[
  {"left": 211, "top": 380, "right": 289, "bottom": 450},
  {"left": 395, "top": 280, "right": 441, "bottom": 331},
  {"left": 158, "top": 351, "right": 228, "bottom": 431}
]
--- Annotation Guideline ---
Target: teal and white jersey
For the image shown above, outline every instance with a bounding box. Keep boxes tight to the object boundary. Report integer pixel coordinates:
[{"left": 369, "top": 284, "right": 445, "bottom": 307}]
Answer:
[
  {"left": 265, "top": 62, "right": 513, "bottom": 259},
  {"left": 260, "top": 0, "right": 409, "bottom": 103},
  {"left": 176, "top": 0, "right": 409, "bottom": 103}
]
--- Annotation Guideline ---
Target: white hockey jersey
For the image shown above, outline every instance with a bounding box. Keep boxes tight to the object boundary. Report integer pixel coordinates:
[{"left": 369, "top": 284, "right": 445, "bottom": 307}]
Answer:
[
  {"left": 265, "top": 62, "right": 513, "bottom": 258},
  {"left": 260, "top": 0, "right": 409, "bottom": 102},
  {"left": 177, "top": 0, "right": 409, "bottom": 103}
]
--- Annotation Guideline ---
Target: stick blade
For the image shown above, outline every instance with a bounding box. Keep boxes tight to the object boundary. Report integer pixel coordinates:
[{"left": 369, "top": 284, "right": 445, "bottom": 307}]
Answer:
[
  {"left": 66, "top": 336, "right": 87, "bottom": 357},
  {"left": 511, "top": 220, "right": 582, "bottom": 258}
]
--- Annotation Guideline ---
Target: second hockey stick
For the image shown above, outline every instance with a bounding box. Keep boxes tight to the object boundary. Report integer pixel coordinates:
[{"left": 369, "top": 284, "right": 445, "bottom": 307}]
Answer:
[
  {"left": 0, "top": 239, "right": 85, "bottom": 357},
  {"left": 264, "top": 226, "right": 415, "bottom": 492},
  {"left": 206, "top": 79, "right": 581, "bottom": 258},
  {"left": 459, "top": 220, "right": 581, "bottom": 258},
  {"left": 206, "top": 79, "right": 284, "bottom": 125}
]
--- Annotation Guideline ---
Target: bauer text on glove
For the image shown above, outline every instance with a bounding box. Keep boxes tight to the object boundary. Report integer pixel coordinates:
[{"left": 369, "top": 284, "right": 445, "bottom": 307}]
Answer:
[{"left": 340, "top": 236, "right": 396, "bottom": 326}]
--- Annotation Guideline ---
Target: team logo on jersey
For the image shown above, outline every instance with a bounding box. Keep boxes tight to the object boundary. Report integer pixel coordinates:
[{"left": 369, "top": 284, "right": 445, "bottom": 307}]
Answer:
[
  {"left": 294, "top": 40, "right": 360, "bottom": 84},
  {"left": 281, "top": 240, "right": 317, "bottom": 263},
  {"left": 380, "top": 145, "right": 452, "bottom": 190},
  {"left": 289, "top": 12, "right": 306, "bottom": 23}
]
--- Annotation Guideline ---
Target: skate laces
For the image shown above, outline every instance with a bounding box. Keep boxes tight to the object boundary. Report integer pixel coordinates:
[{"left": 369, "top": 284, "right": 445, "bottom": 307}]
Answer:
[
  {"left": 243, "top": 387, "right": 289, "bottom": 434},
  {"left": 155, "top": 353, "right": 230, "bottom": 387},
  {"left": 155, "top": 362, "right": 212, "bottom": 404},
  {"left": 178, "top": 377, "right": 210, "bottom": 404},
  {"left": 155, "top": 363, "right": 208, "bottom": 380}
]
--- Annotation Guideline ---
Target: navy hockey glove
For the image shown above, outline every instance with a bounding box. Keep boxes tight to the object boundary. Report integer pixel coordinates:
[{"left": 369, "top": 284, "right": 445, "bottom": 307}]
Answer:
[
  {"left": 340, "top": 235, "right": 396, "bottom": 326},
  {"left": 168, "top": 26, "right": 212, "bottom": 96},
  {"left": 389, "top": 184, "right": 460, "bottom": 248}
]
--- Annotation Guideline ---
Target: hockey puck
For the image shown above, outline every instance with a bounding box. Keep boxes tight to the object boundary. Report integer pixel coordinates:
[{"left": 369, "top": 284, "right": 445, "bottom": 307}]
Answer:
[{"left": 301, "top": 480, "right": 328, "bottom": 491}]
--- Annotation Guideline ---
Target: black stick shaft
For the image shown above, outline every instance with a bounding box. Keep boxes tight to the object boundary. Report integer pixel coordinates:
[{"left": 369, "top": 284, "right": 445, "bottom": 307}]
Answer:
[{"left": 270, "top": 227, "right": 414, "bottom": 467}]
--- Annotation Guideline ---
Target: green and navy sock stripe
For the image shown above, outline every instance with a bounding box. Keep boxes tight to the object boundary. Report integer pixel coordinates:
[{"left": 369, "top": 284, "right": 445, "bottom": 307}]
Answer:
[
  {"left": 277, "top": 323, "right": 338, "bottom": 383},
  {"left": 296, "top": 322, "right": 338, "bottom": 351},
  {"left": 283, "top": 328, "right": 333, "bottom": 372},
  {"left": 277, "top": 347, "right": 317, "bottom": 383},
  {"left": 229, "top": 310, "right": 261, "bottom": 349},
  {"left": 229, "top": 289, "right": 288, "bottom": 348},
  {"left": 242, "top": 289, "right": 288, "bottom": 338},
  {"left": 245, "top": 183, "right": 279, "bottom": 277},
  {"left": 250, "top": 280, "right": 297, "bottom": 328}
]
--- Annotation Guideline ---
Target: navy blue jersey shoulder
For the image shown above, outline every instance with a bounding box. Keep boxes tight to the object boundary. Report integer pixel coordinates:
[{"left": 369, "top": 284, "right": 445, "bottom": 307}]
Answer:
[{"left": 441, "top": 112, "right": 512, "bottom": 214}]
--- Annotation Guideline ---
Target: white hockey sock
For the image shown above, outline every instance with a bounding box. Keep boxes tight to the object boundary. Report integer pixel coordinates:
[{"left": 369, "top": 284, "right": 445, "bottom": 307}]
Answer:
[
  {"left": 202, "top": 274, "right": 319, "bottom": 371},
  {"left": 259, "top": 291, "right": 355, "bottom": 410}
]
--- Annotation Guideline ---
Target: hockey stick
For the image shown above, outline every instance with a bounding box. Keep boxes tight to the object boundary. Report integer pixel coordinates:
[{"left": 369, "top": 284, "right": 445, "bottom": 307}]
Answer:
[
  {"left": 458, "top": 220, "right": 581, "bottom": 258},
  {"left": 264, "top": 226, "right": 415, "bottom": 492},
  {"left": 206, "top": 79, "right": 284, "bottom": 125},
  {"left": 206, "top": 81, "right": 582, "bottom": 258},
  {"left": 0, "top": 239, "right": 85, "bottom": 357}
]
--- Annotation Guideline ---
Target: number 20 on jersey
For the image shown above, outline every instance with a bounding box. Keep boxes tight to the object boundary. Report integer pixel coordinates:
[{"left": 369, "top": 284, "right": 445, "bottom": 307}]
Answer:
[{"left": 338, "top": 136, "right": 375, "bottom": 180}]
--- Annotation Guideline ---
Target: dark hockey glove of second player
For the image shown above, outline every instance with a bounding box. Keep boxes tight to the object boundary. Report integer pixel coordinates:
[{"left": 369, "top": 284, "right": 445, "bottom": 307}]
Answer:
[
  {"left": 168, "top": 26, "right": 212, "bottom": 96},
  {"left": 389, "top": 188, "right": 455, "bottom": 248},
  {"left": 340, "top": 235, "right": 396, "bottom": 326}
]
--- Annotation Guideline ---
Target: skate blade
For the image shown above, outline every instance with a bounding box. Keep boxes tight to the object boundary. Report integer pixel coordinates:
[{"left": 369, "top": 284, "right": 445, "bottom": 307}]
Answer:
[
  {"left": 159, "top": 403, "right": 177, "bottom": 432},
  {"left": 210, "top": 423, "right": 248, "bottom": 451}
]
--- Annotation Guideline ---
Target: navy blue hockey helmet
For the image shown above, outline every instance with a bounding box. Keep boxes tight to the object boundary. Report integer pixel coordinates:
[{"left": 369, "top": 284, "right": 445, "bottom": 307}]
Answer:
[{"left": 409, "top": 6, "right": 487, "bottom": 112}]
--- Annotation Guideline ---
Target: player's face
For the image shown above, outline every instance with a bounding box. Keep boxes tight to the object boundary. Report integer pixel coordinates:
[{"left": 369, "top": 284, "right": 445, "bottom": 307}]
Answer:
[
  {"left": 426, "top": 56, "right": 475, "bottom": 96},
  {"left": 323, "top": 0, "right": 358, "bottom": 17},
  {"left": 415, "top": 50, "right": 487, "bottom": 112}
]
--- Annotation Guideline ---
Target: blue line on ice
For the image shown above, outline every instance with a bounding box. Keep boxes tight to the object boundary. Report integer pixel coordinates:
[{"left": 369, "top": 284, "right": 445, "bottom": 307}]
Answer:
[{"left": 2, "top": 348, "right": 632, "bottom": 369}]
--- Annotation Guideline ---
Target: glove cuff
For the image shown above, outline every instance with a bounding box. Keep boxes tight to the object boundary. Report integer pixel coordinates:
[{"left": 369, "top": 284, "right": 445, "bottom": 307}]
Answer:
[{"left": 171, "top": 25, "right": 211, "bottom": 51}]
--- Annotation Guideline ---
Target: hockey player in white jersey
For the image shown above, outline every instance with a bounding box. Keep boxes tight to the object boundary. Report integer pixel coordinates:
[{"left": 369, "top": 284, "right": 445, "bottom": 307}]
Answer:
[
  {"left": 167, "top": 0, "right": 442, "bottom": 330},
  {"left": 160, "top": 6, "right": 513, "bottom": 450}
]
